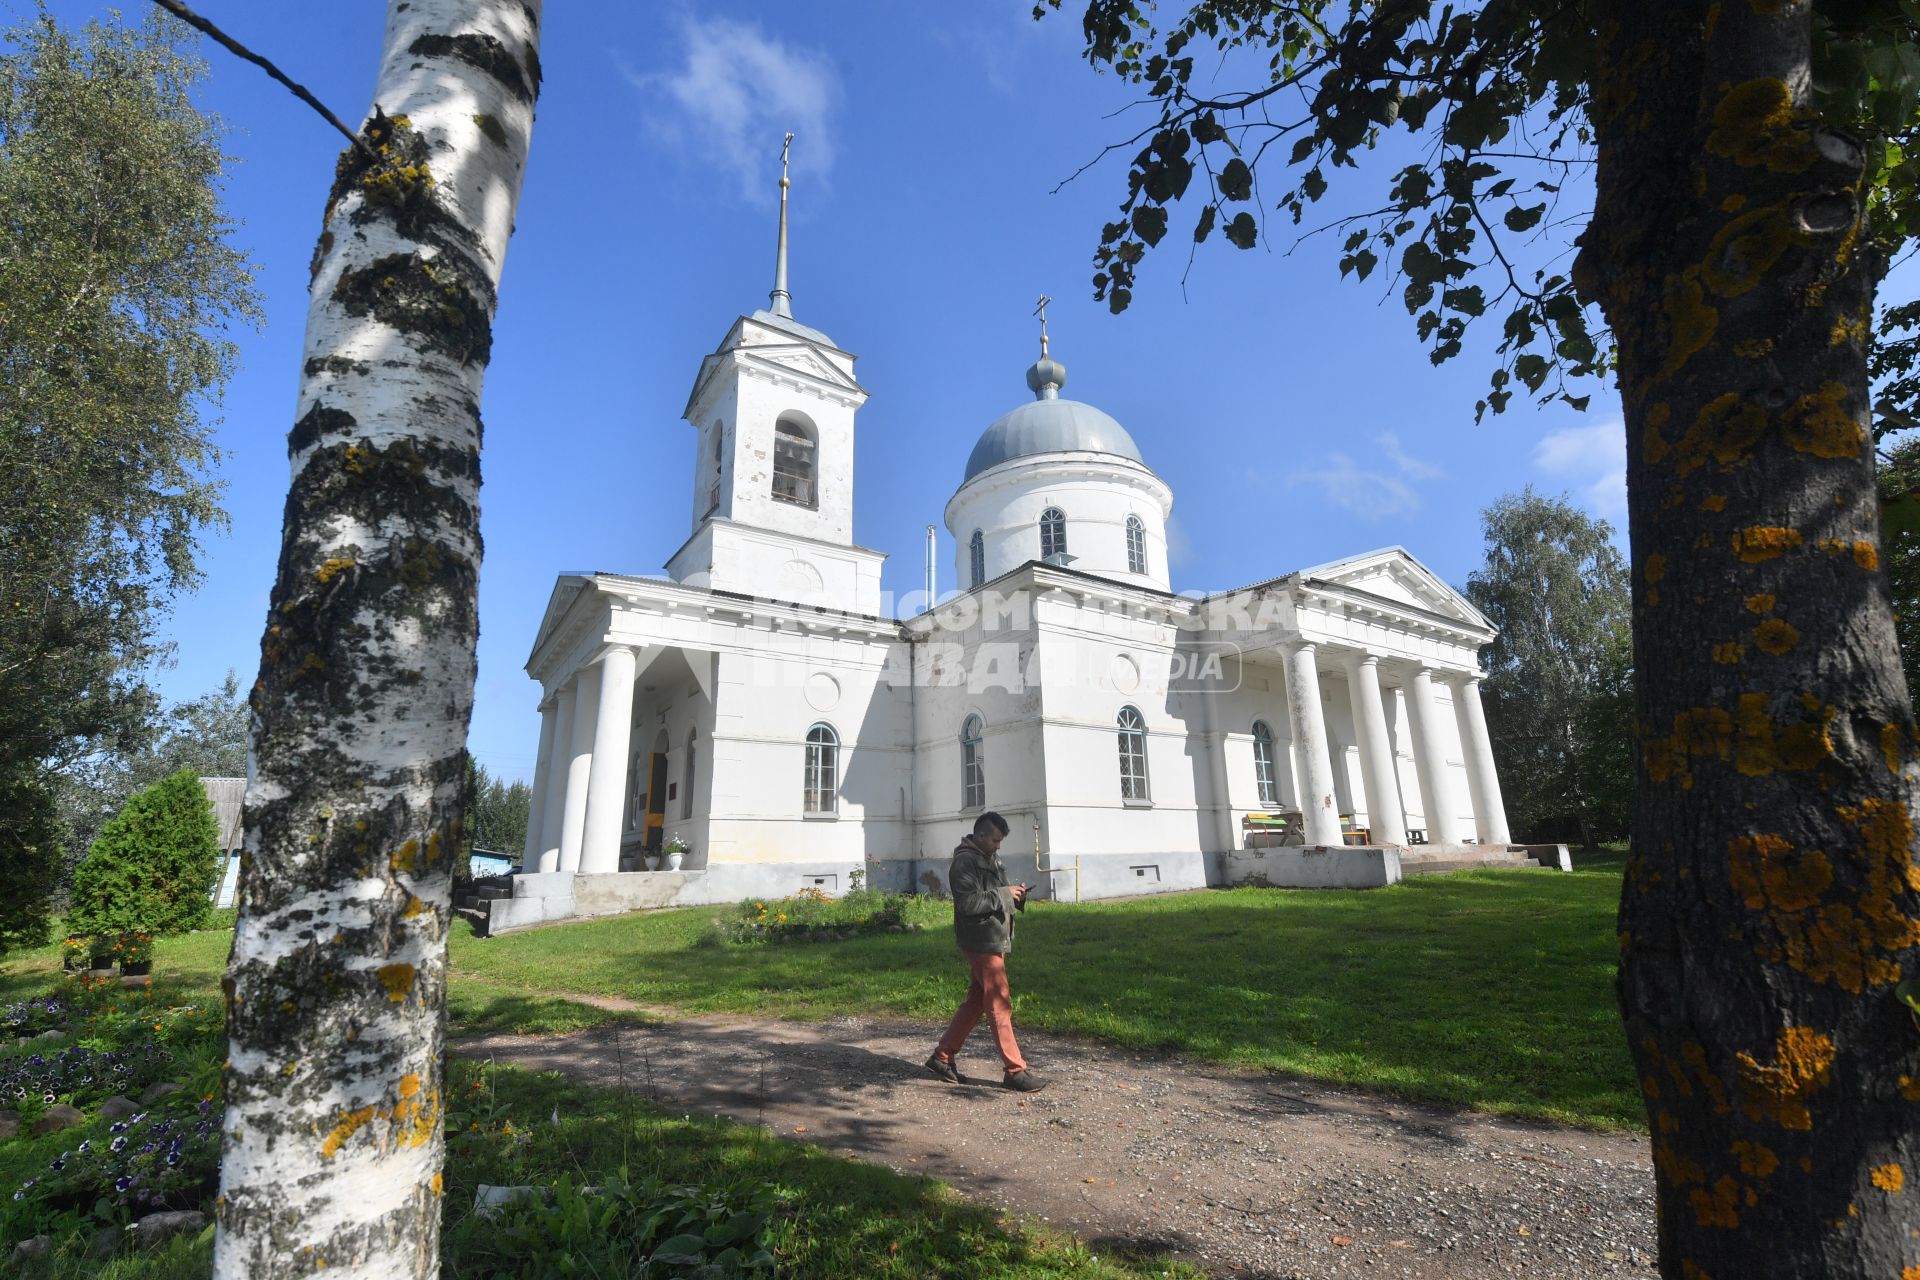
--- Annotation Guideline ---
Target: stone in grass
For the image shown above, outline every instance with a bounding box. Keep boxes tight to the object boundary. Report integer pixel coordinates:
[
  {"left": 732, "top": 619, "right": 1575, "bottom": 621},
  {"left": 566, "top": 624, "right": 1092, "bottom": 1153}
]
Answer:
[
  {"left": 0, "top": 1112, "right": 20, "bottom": 1141},
  {"left": 88, "top": 1226, "right": 123, "bottom": 1258},
  {"left": 9, "top": 1235, "right": 50, "bottom": 1263},
  {"left": 474, "top": 1185, "right": 604, "bottom": 1218},
  {"left": 31, "top": 1104, "right": 85, "bottom": 1136},
  {"left": 99, "top": 1095, "right": 140, "bottom": 1122},
  {"left": 139, "top": 1081, "right": 184, "bottom": 1105},
  {"left": 128, "top": 1210, "right": 207, "bottom": 1248},
  {"left": 33, "top": 1029, "right": 65, "bottom": 1041}
]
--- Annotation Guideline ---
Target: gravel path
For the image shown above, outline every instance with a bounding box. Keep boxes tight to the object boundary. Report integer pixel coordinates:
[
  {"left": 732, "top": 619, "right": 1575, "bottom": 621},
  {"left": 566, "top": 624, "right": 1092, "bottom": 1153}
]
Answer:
[{"left": 456, "top": 1010, "right": 1656, "bottom": 1279}]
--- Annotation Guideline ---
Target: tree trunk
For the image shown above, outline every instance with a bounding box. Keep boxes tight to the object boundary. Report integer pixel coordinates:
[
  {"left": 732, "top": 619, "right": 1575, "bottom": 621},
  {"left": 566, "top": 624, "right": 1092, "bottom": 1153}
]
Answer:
[
  {"left": 215, "top": 4, "right": 539, "bottom": 1275},
  {"left": 1581, "top": 2, "right": 1919, "bottom": 1275}
]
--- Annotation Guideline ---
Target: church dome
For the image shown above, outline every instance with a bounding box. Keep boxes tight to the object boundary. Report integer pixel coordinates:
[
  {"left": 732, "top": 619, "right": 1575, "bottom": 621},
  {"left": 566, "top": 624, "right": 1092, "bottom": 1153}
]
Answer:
[{"left": 962, "top": 356, "right": 1147, "bottom": 482}]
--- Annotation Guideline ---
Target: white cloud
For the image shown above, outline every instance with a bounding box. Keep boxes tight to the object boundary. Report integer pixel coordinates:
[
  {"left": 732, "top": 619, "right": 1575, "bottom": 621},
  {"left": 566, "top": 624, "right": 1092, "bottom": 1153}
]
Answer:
[
  {"left": 1287, "top": 433, "right": 1443, "bottom": 519},
  {"left": 1531, "top": 419, "right": 1627, "bottom": 519},
  {"left": 624, "top": 17, "right": 840, "bottom": 200}
]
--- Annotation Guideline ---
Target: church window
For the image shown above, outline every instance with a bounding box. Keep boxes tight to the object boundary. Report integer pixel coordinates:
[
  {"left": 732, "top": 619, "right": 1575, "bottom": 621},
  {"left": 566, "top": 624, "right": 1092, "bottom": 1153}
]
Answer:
[
  {"left": 1126, "top": 515, "right": 1147, "bottom": 575},
  {"left": 1117, "top": 706, "right": 1149, "bottom": 801},
  {"left": 1040, "top": 507, "right": 1067, "bottom": 561},
  {"left": 707, "top": 426, "right": 724, "bottom": 514},
  {"left": 960, "top": 715, "right": 985, "bottom": 809},
  {"left": 772, "top": 418, "right": 817, "bottom": 507},
  {"left": 1252, "top": 720, "right": 1279, "bottom": 808},
  {"left": 682, "top": 728, "right": 698, "bottom": 820},
  {"left": 969, "top": 529, "right": 985, "bottom": 589},
  {"left": 804, "top": 723, "right": 839, "bottom": 814}
]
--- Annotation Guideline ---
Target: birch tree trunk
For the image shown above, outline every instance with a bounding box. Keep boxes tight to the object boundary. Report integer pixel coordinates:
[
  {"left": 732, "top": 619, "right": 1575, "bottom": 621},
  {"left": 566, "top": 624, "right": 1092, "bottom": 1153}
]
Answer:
[
  {"left": 1583, "top": 2, "right": 1920, "bottom": 1274},
  {"left": 216, "top": 4, "right": 539, "bottom": 1275}
]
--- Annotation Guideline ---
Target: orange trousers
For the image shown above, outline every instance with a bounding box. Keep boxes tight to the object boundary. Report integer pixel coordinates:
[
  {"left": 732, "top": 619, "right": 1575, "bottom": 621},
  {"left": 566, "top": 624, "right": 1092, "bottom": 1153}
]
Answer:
[{"left": 934, "top": 949, "right": 1028, "bottom": 1073}]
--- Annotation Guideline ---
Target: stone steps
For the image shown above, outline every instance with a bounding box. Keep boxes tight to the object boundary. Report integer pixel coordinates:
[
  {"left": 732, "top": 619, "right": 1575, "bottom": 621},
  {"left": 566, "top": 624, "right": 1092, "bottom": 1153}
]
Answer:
[{"left": 1400, "top": 853, "right": 1543, "bottom": 877}]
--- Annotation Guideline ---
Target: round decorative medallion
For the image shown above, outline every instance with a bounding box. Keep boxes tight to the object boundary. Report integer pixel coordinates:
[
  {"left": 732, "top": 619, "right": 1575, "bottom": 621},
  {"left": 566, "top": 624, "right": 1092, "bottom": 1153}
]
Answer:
[
  {"left": 1108, "top": 653, "right": 1140, "bottom": 694},
  {"left": 804, "top": 672, "right": 840, "bottom": 712},
  {"left": 782, "top": 559, "right": 825, "bottom": 595}
]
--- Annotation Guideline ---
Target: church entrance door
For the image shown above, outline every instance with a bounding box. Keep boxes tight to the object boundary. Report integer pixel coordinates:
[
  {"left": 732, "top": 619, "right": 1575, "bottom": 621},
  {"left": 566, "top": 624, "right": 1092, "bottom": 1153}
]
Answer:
[{"left": 644, "top": 751, "right": 669, "bottom": 852}]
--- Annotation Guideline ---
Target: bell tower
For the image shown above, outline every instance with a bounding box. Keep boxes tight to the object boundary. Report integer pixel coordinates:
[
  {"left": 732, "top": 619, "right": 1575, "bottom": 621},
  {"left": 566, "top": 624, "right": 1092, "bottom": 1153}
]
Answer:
[{"left": 666, "top": 135, "right": 884, "bottom": 614}]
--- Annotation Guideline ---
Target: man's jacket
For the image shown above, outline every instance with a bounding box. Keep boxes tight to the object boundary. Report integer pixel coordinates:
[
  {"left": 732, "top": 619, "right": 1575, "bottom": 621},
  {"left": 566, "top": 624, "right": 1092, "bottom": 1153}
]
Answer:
[{"left": 948, "top": 835, "right": 1024, "bottom": 955}]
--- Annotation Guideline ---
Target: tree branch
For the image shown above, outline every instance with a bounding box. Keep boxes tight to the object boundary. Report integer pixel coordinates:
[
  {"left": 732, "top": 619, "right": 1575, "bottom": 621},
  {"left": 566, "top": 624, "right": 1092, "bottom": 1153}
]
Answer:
[{"left": 146, "top": 0, "right": 372, "bottom": 157}]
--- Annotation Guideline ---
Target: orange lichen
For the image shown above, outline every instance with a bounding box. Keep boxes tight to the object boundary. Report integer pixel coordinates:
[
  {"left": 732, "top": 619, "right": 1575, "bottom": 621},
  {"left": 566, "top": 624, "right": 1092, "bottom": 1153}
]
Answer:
[
  {"left": 1683, "top": 1262, "right": 1715, "bottom": 1280},
  {"left": 321, "top": 1105, "right": 379, "bottom": 1159},
  {"left": 1705, "top": 78, "right": 1813, "bottom": 173},
  {"left": 1644, "top": 403, "right": 1674, "bottom": 465},
  {"left": 315, "top": 557, "right": 355, "bottom": 585},
  {"left": 390, "top": 839, "right": 420, "bottom": 874},
  {"left": 1690, "top": 1175, "right": 1742, "bottom": 1228},
  {"left": 1680, "top": 1042, "right": 1732, "bottom": 1113},
  {"left": 1900, "top": 1075, "right": 1920, "bottom": 1102},
  {"left": 1734, "top": 692, "right": 1835, "bottom": 776},
  {"left": 1702, "top": 494, "right": 1727, "bottom": 512},
  {"left": 1731, "top": 1141, "right": 1779, "bottom": 1178},
  {"left": 1752, "top": 618, "right": 1800, "bottom": 654},
  {"left": 1732, "top": 336, "right": 1772, "bottom": 357},
  {"left": 1713, "top": 641, "right": 1746, "bottom": 664},
  {"left": 1646, "top": 553, "right": 1669, "bottom": 584},
  {"left": 1831, "top": 312, "right": 1868, "bottom": 347},
  {"left": 1746, "top": 593, "right": 1777, "bottom": 614},
  {"left": 1853, "top": 540, "right": 1878, "bottom": 570},
  {"left": 1703, "top": 205, "right": 1796, "bottom": 298},
  {"left": 1783, "top": 382, "right": 1865, "bottom": 459},
  {"left": 376, "top": 963, "right": 416, "bottom": 1002},
  {"left": 1729, "top": 833, "right": 1832, "bottom": 912},
  {"left": 1882, "top": 723, "right": 1903, "bottom": 774},
  {"left": 320, "top": 1077, "right": 440, "bottom": 1160},
  {"left": 1736, "top": 1026, "right": 1834, "bottom": 1129},
  {"left": 1674, "top": 393, "right": 1768, "bottom": 474},
  {"left": 1870, "top": 1163, "right": 1905, "bottom": 1192},
  {"left": 431, "top": 1170, "right": 445, "bottom": 1196},
  {"left": 1734, "top": 527, "right": 1803, "bottom": 561},
  {"left": 1644, "top": 706, "right": 1735, "bottom": 786},
  {"left": 1662, "top": 268, "right": 1719, "bottom": 377},
  {"left": 401, "top": 894, "right": 426, "bottom": 919}
]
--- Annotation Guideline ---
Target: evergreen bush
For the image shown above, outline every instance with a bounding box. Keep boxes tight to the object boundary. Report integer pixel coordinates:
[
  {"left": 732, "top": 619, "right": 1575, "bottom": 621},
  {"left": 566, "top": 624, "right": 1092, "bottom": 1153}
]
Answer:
[
  {"left": 67, "top": 769, "right": 220, "bottom": 937},
  {"left": 0, "top": 775, "right": 62, "bottom": 958}
]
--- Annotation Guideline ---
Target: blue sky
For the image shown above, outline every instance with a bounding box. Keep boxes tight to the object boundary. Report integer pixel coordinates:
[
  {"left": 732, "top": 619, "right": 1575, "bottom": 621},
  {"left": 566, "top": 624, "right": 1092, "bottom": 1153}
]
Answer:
[{"left": 34, "top": 2, "right": 1738, "bottom": 782}]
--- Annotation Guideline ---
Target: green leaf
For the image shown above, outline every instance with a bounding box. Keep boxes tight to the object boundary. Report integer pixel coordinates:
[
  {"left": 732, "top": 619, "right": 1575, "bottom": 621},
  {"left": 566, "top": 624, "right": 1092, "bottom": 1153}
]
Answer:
[
  {"left": 1290, "top": 134, "right": 1318, "bottom": 164},
  {"left": 1444, "top": 285, "right": 1487, "bottom": 317},
  {"left": 1302, "top": 167, "right": 1328, "bottom": 201},
  {"left": 1515, "top": 353, "right": 1550, "bottom": 391},
  {"left": 1351, "top": 248, "right": 1378, "bottom": 281},
  {"left": 1131, "top": 205, "right": 1169, "bottom": 246},
  {"left": 1224, "top": 212, "right": 1258, "bottom": 249},
  {"left": 1504, "top": 203, "right": 1547, "bottom": 232},
  {"left": 1193, "top": 203, "right": 1217, "bottom": 243},
  {"left": 1219, "top": 157, "right": 1253, "bottom": 201}
]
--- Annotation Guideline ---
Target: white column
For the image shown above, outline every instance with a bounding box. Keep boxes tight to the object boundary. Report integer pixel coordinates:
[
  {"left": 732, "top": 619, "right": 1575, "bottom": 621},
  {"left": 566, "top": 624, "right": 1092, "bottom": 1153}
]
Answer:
[
  {"left": 1453, "top": 676, "right": 1512, "bottom": 845},
  {"left": 1345, "top": 656, "right": 1408, "bottom": 847},
  {"left": 536, "top": 682, "right": 575, "bottom": 873},
  {"left": 557, "top": 662, "right": 601, "bottom": 872},
  {"left": 521, "top": 698, "right": 557, "bottom": 867},
  {"left": 580, "top": 646, "right": 638, "bottom": 874},
  {"left": 1406, "top": 667, "right": 1466, "bottom": 845},
  {"left": 1284, "top": 643, "right": 1346, "bottom": 848}
]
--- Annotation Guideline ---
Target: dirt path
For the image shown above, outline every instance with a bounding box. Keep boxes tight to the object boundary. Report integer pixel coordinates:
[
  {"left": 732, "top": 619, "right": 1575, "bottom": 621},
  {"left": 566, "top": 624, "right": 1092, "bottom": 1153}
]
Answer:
[{"left": 456, "top": 1008, "right": 1656, "bottom": 1279}]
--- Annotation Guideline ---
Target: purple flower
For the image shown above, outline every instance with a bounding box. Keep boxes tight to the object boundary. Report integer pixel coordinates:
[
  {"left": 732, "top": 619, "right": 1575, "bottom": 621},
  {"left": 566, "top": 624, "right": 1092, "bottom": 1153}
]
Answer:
[
  {"left": 110, "top": 1136, "right": 126, "bottom": 1152},
  {"left": 165, "top": 1152, "right": 180, "bottom": 1166},
  {"left": 114, "top": 1176, "right": 131, "bottom": 1193}
]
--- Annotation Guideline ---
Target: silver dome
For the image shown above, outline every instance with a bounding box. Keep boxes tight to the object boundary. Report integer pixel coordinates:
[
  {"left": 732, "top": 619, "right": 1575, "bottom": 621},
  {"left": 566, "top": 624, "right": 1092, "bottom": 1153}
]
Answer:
[{"left": 963, "top": 355, "right": 1147, "bottom": 482}]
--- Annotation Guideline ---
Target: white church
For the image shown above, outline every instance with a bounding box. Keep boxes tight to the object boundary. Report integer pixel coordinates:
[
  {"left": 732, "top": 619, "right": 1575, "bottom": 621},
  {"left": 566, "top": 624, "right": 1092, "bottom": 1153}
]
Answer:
[{"left": 489, "top": 167, "right": 1522, "bottom": 932}]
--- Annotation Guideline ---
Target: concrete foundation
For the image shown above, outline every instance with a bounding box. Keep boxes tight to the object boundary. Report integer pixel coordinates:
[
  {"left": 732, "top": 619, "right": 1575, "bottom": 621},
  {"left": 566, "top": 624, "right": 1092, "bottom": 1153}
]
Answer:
[{"left": 477, "top": 842, "right": 1551, "bottom": 934}]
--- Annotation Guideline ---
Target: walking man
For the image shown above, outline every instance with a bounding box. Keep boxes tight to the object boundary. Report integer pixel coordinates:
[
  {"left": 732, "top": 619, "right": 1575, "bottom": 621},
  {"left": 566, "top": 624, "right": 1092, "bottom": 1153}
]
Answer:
[{"left": 926, "top": 811, "right": 1046, "bottom": 1092}]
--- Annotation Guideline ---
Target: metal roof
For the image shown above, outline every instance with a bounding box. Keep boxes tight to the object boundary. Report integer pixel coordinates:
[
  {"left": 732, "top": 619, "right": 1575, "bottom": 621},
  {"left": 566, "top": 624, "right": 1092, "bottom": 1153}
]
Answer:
[{"left": 963, "top": 396, "right": 1146, "bottom": 482}]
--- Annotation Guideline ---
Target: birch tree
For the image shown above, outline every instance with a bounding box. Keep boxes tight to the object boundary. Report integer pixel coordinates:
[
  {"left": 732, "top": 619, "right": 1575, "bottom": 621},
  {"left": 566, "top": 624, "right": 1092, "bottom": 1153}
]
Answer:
[
  {"left": 216, "top": 3, "right": 540, "bottom": 1275},
  {"left": 1043, "top": 1, "right": 1919, "bottom": 1274}
]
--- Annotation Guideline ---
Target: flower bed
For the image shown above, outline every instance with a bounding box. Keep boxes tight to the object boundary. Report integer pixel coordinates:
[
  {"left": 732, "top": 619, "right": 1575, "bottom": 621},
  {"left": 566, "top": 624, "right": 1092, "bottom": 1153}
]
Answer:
[{"left": 706, "top": 889, "right": 925, "bottom": 945}]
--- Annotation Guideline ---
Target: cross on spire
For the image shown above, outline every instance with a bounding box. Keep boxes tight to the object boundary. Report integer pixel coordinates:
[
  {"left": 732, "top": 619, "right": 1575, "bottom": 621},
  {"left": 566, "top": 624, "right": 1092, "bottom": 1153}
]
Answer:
[{"left": 1034, "top": 293, "right": 1052, "bottom": 358}]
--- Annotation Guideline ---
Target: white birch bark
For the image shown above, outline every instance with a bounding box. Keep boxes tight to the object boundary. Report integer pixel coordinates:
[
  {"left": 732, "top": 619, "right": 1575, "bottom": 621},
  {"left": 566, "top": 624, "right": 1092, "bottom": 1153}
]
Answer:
[{"left": 216, "top": 4, "right": 539, "bottom": 1275}]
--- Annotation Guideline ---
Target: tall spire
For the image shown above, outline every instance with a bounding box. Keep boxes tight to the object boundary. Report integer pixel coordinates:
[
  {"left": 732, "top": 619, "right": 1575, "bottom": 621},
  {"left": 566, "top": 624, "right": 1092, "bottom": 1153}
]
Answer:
[{"left": 769, "top": 131, "right": 795, "bottom": 318}]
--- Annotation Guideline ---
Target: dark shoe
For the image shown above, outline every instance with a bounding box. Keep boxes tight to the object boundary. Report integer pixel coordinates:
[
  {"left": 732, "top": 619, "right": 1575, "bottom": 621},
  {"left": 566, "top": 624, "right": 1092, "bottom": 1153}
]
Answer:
[
  {"left": 1003, "top": 1068, "right": 1048, "bottom": 1093},
  {"left": 924, "top": 1053, "right": 961, "bottom": 1084}
]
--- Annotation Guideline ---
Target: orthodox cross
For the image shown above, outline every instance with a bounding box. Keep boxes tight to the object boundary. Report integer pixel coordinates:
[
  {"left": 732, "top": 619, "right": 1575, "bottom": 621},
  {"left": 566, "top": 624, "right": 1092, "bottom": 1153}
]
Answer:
[
  {"left": 780, "top": 131, "right": 795, "bottom": 184},
  {"left": 1034, "top": 293, "right": 1052, "bottom": 357}
]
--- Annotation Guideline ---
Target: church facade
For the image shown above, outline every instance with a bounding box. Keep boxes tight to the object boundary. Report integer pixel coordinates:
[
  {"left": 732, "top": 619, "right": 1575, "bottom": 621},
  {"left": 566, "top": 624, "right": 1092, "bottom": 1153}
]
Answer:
[{"left": 499, "top": 188, "right": 1514, "bottom": 932}]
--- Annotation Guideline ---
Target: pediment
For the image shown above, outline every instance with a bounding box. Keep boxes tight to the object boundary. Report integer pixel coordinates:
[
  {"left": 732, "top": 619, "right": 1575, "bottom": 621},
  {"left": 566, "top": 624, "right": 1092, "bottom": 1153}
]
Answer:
[
  {"left": 739, "top": 342, "right": 863, "bottom": 393},
  {"left": 527, "top": 575, "right": 594, "bottom": 672},
  {"left": 1304, "top": 547, "right": 1490, "bottom": 631}
]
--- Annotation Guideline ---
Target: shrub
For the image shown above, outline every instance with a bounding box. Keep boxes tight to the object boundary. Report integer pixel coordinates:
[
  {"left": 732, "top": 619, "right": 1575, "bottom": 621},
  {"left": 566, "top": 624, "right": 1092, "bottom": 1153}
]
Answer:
[
  {"left": 708, "top": 889, "right": 918, "bottom": 945},
  {"left": 67, "top": 770, "right": 220, "bottom": 938},
  {"left": 0, "top": 775, "right": 63, "bottom": 960}
]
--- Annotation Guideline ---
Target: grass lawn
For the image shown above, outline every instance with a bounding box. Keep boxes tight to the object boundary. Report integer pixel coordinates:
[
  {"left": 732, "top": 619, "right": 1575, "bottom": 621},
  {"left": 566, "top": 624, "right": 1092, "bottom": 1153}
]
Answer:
[
  {"left": 0, "top": 857, "right": 1638, "bottom": 1130},
  {"left": 449, "top": 860, "right": 1638, "bottom": 1130}
]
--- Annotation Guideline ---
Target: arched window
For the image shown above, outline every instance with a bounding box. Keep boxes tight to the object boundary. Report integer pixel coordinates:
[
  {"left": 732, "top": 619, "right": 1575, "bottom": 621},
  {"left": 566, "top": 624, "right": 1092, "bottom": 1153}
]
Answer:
[
  {"left": 772, "top": 418, "right": 816, "bottom": 507},
  {"left": 1117, "top": 706, "right": 1149, "bottom": 801},
  {"left": 960, "top": 714, "right": 986, "bottom": 809},
  {"left": 682, "top": 728, "right": 698, "bottom": 820},
  {"left": 1126, "top": 514, "right": 1147, "bottom": 575},
  {"left": 804, "top": 723, "right": 838, "bottom": 814},
  {"left": 1251, "top": 720, "right": 1279, "bottom": 808},
  {"left": 969, "top": 529, "right": 986, "bottom": 589},
  {"left": 1039, "top": 507, "right": 1068, "bottom": 560},
  {"left": 707, "top": 425, "right": 724, "bottom": 514}
]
